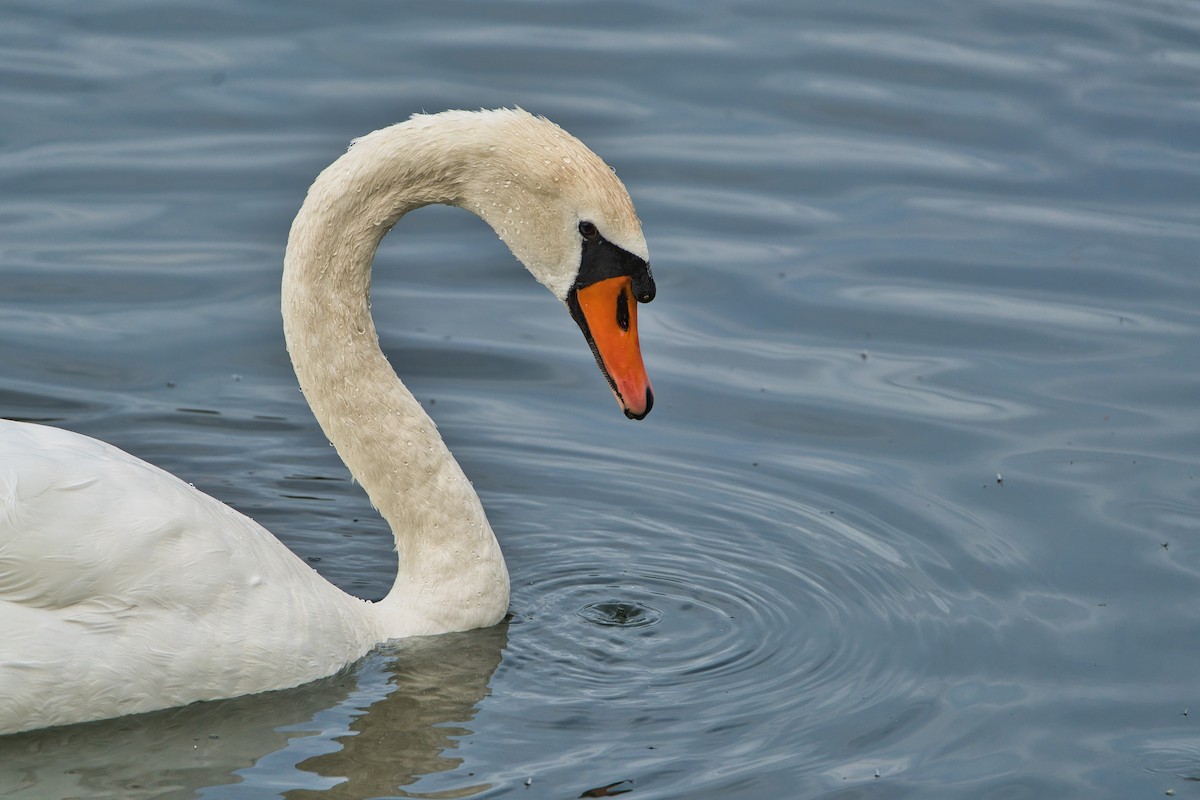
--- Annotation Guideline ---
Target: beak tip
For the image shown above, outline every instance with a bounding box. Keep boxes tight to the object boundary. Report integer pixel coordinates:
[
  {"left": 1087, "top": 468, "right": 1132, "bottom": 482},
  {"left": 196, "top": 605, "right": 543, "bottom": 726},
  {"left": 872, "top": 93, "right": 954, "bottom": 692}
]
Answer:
[{"left": 622, "top": 387, "right": 654, "bottom": 421}]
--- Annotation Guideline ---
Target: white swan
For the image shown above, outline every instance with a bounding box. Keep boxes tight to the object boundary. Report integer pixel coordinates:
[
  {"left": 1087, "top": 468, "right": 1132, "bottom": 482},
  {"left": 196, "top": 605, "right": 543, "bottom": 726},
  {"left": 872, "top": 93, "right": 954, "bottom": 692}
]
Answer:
[{"left": 0, "top": 108, "right": 655, "bottom": 735}]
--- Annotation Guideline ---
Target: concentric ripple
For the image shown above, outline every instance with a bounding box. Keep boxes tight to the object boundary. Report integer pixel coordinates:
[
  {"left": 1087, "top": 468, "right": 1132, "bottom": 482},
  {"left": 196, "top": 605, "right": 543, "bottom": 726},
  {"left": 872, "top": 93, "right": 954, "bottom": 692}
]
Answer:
[{"left": 488, "top": 440, "right": 968, "bottom": 769}]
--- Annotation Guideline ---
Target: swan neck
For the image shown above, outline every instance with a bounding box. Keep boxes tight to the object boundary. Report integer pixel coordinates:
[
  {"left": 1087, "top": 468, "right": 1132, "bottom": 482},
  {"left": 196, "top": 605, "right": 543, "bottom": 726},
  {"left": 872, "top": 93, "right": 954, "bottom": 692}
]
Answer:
[{"left": 280, "top": 124, "right": 508, "bottom": 636}]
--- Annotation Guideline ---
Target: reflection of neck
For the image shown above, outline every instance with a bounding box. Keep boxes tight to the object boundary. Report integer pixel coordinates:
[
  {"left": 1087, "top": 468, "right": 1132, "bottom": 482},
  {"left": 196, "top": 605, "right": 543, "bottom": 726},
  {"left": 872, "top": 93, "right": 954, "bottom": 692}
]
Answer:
[
  {"left": 281, "top": 122, "right": 508, "bottom": 637},
  {"left": 298, "top": 625, "right": 509, "bottom": 794}
]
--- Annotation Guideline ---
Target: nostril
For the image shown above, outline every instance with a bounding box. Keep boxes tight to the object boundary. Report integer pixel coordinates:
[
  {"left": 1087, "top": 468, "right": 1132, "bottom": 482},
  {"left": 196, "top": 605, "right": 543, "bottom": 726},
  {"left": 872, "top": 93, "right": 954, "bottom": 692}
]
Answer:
[{"left": 633, "top": 266, "right": 655, "bottom": 303}]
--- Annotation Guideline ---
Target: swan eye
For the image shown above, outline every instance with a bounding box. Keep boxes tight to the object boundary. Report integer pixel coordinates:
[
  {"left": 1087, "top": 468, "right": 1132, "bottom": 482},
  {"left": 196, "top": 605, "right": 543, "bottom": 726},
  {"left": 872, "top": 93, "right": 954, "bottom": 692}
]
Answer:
[{"left": 578, "top": 220, "right": 599, "bottom": 240}]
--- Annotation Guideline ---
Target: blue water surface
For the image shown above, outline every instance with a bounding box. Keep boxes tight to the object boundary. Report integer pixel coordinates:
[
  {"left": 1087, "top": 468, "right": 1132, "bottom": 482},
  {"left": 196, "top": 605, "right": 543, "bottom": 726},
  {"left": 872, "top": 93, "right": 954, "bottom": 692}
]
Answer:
[{"left": 2, "top": 1, "right": 1200, "bottom": 797}]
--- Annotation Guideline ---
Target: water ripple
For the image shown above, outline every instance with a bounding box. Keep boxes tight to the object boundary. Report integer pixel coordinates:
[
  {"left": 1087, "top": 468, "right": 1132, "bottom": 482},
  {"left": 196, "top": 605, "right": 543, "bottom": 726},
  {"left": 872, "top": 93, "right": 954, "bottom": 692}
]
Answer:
[
  {"left": 4, "top": 0, "right": 1200, "bottom": 796},
  {"left": 485, "top": 441, "right": 968, "bottom": 789},
  {"left": 909, "top": 195, "right": 1200, "bottom": 239}
]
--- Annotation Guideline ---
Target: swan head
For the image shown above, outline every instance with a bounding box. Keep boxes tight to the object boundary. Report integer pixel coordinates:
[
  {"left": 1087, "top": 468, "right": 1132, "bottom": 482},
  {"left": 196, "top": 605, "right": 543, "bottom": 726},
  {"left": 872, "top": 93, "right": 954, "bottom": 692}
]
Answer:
[{"left": 441, "top": 109, "right": 656, "bottom": 419}]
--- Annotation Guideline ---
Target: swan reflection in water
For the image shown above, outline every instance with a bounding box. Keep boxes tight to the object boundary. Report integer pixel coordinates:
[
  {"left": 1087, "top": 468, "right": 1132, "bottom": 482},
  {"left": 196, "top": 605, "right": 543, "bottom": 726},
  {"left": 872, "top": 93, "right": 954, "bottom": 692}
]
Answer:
[{"left": 0, "top": 624, "right": 507, "bottom": 799}]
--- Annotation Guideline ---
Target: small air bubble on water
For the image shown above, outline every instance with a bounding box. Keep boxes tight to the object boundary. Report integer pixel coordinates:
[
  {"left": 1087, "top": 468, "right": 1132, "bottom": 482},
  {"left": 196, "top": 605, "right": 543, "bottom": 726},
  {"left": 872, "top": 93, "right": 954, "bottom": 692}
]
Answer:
[{"left": 578, "top": 600, "right": 662, "bottom": 628}]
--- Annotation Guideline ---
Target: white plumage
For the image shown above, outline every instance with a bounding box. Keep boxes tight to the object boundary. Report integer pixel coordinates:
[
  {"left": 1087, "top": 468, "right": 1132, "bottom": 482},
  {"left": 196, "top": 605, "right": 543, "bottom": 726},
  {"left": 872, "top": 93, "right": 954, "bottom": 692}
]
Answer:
[{"left": 0, "top": 108, "right": 650, "bottom": 735}]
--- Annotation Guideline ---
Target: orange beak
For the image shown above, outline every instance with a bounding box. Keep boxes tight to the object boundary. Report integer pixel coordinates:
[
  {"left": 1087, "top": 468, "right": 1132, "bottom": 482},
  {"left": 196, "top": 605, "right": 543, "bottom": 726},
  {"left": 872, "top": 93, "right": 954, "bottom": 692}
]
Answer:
[{"left": 569, "top": 275, "right": 654, "bottom": 419}]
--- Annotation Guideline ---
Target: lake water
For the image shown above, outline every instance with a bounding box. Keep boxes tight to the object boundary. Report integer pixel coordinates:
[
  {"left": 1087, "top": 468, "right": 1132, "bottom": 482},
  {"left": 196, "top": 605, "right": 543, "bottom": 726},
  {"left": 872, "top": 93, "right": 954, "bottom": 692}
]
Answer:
[{"left": 3, "top": 0, "right": 1200, "bottom": 797}]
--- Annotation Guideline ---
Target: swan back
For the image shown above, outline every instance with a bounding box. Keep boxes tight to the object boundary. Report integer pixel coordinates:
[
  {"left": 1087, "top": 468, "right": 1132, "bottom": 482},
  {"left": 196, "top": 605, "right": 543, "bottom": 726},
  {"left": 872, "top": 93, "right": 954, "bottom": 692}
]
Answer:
[{"left": 0, "top": 421, "right": 375, "bottom": 733}]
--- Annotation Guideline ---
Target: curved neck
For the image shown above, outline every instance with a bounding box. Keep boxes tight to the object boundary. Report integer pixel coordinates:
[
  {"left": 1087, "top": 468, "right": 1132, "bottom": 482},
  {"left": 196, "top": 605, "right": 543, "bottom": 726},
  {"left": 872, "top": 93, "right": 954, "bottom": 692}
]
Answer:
[{"left": 281, "top": 123, "right": 508, "bottom": 637}]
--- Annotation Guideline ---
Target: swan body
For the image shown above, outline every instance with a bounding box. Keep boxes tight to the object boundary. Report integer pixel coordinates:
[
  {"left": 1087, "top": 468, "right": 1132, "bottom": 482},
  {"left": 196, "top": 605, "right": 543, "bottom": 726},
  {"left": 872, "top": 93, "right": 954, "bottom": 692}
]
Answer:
[{"left": 0, "top": 108, "right": 655, "bottom": 735}]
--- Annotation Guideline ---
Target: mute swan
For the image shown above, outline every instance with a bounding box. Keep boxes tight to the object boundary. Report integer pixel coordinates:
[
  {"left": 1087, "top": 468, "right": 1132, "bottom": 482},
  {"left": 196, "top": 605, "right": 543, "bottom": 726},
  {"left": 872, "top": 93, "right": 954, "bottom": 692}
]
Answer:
[{"left": 0, "top": 108, "right": 655, "bottom": 735}]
